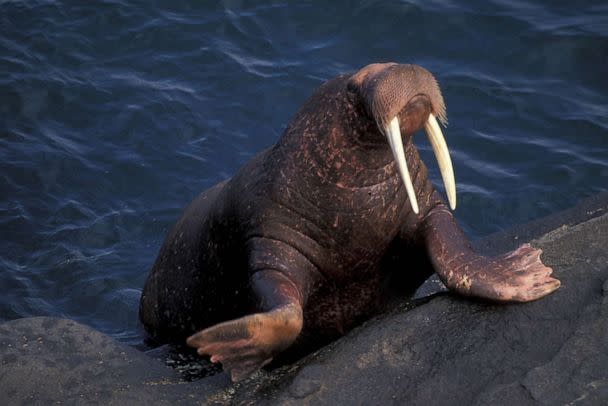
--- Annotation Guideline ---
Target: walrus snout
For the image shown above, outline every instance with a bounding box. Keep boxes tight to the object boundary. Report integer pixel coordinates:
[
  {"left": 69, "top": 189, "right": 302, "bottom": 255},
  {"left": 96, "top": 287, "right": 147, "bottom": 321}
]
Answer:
[
  {"left": 350, "top": 63, "right": 447, "bottom": 130},
  {"left": 348, "top": 63, "right": 455, "bottom": 214}
]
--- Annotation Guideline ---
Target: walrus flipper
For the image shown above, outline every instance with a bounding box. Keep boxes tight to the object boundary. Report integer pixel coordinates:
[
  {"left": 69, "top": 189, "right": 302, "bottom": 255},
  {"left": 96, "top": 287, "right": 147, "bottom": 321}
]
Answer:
[
  {"left": 187, "top": 270, "right": 304, "bottom": 382},
  {"left": 418, "top": 200, "right": 560, "bottom": 302}
]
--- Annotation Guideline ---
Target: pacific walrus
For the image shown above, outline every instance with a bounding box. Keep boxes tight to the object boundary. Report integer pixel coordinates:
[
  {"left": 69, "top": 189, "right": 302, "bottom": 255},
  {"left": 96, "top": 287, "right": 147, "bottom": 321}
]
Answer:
[{"left": 139, "top": 62, "right": 560, "bottom": 381}]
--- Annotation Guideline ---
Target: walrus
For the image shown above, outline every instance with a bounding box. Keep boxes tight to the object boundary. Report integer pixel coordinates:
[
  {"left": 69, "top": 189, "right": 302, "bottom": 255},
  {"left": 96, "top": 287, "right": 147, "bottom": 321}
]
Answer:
[{"left": 139, "top": 62, "right": 560, "bottom": 381}]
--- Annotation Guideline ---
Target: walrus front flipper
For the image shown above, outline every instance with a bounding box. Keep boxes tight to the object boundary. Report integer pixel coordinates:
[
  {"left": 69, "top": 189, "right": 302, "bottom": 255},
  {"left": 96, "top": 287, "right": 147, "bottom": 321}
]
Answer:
[
  {"left": 418, "top": 202, "right": 560, "bottom": 302},
  {"left": 186, "top": 270, "right": 303, "bottom": 382}
]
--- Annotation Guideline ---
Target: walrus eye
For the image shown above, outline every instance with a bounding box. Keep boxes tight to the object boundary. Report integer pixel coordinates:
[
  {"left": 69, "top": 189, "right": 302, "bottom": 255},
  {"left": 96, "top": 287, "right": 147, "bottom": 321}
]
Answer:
[
  {"left": 424, "top": 114, "right": 456, "bottom": 211},
  {"left": 384, "top": 114, "right": 457, "bottom": 214}
]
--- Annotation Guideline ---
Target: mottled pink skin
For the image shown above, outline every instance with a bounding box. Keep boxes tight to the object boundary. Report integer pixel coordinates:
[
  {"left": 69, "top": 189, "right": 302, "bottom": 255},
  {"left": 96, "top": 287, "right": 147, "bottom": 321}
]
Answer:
[{"left": 139, "top": 63, "right": 559, "bottom": 381}]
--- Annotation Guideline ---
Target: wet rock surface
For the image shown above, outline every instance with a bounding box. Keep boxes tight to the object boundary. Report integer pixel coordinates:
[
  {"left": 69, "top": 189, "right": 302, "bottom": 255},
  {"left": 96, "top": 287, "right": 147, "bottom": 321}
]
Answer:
[
  {"left": 236, "top": 212, "right": 608, "bottom": 405},
  {"left": 0, "top": 317, "right": 230, "bottom": 405},
  {"left": 1, "top": 193, "right": 607, "bottom": 405}
]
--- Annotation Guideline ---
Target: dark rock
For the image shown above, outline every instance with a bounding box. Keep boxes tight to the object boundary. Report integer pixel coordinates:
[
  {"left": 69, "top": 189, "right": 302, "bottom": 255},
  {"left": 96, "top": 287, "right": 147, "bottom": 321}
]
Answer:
[
  {"left": 473, "top": 191, "right": 608, "bottom": 257},
  {"left": 235, "top": 211, "right": 608, "bottom": 405},
  {"left": 0, "top": 317, "right": 229, "bottom": 405},
  {"left": 1, "top": 193, "right": 607, "bottom": 405}
]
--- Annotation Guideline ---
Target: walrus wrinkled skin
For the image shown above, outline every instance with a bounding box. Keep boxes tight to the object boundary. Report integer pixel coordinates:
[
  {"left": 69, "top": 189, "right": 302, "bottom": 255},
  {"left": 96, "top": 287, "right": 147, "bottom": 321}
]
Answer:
[{"left": 139, "top": 63, "right": 560, "bottom": 381}]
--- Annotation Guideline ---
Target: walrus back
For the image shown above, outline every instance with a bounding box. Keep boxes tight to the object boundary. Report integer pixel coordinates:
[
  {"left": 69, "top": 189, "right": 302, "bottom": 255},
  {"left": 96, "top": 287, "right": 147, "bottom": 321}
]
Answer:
[{"left": 139, "top": 180, "right": 251, "bottom": 343}]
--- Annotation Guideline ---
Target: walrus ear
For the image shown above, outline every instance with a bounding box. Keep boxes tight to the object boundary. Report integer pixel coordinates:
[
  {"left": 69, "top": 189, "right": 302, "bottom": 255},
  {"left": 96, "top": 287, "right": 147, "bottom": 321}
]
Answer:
[{"left": 349, "top": 63, "right": 447, "bottom": 132}]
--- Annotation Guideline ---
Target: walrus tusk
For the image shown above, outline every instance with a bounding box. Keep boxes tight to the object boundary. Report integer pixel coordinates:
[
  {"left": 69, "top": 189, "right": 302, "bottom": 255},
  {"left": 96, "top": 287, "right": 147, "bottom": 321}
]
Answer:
[
  {"left": 385, "top": 114, "right": 457, "bottom": 214},
  {"left": 386, "top": 117, "right": 419, "bottom": 214},
  {"left": 424, "top": 114, "right": 456, "bottom": 210}
]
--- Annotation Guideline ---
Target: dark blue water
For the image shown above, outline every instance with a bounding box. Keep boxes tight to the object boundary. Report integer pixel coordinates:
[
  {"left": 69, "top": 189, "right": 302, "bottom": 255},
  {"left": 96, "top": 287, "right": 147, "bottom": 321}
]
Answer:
[{"left": 2, "top": 1, "right": 607, "bottom": 345}]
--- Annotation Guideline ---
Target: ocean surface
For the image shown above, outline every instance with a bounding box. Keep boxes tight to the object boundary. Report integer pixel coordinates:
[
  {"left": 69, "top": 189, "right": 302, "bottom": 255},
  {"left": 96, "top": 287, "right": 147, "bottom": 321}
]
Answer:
[{"left": 1, "top": 1, "right": 607, "bottom": 345}]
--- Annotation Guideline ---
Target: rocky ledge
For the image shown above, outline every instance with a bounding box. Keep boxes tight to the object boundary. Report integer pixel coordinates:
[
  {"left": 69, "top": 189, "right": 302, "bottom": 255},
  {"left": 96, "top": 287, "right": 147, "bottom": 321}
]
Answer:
[{"left": 2, "top": 193, "right": 607, "bottom": 405}]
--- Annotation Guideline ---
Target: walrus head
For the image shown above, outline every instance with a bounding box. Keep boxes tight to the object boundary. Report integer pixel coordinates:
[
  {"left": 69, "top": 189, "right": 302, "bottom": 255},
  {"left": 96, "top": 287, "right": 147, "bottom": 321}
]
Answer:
[{"left": 348, "top": 63, "right": 455, "bottom": 214}]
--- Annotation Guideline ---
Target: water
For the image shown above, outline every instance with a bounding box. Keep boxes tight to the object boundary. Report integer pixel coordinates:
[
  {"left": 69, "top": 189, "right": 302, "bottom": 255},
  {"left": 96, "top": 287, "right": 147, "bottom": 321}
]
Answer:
[{"left": 1, "top": 1, "right": 607, "bottom": 345}]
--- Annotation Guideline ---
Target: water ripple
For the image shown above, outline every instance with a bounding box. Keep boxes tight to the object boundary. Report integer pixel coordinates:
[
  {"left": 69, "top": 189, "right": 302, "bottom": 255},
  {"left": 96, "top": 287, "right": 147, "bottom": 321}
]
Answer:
[{"left": 1, "top": 0, "right": 606, "bottom": 345}]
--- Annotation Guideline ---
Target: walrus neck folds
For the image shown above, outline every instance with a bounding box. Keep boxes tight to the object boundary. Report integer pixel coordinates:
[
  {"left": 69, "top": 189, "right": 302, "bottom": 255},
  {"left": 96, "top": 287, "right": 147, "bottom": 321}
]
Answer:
[
  {"left": 276, "top": 63, "right": 455, "bottom": 211},
  {"left": 275, "top": 76, "right": 400, "bottom": 189}
]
